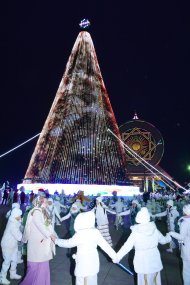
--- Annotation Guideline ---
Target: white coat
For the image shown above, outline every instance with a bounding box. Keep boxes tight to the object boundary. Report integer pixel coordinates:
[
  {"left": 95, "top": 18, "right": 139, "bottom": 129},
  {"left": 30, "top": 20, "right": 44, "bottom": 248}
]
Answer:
[
  {"left": 155, "top": 206, "right": 179, "bottom": 231},
  {"left": 54, "top": 200, "right": 66, "bottom": 214},
  {"left": 23, "top": 208, "right": 55, "bottom": 262},
  {"left": 47, "top": 205, "right": 62, "bottom": 227},
  {"left": 169, "top": 216, "right": 190, "bottom": 261},
  {"left": 117, "top": 222, "right": 171, "bottom": 274},
  {"left": 55, "top": 212, "right": 116, "bottom": 277},
  {"left": 1, "top": 216, "right": 22, "bottom": 260},
  {"left": 169, "top": 216, "right": 190, "bottom": 285}
]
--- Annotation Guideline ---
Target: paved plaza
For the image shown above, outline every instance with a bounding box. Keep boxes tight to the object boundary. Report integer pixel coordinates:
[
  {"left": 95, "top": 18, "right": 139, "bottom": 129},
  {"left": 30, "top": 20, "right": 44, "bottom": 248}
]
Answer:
[{"left": 0, "top": 205, "right": 183, "bottom": 285}]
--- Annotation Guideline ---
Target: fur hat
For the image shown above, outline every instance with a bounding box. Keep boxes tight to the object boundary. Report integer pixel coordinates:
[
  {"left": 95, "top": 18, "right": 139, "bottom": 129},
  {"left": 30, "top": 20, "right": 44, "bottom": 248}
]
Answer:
[
  {"left": 10, "top": 208, "right": 22, "bottom": 219},
  {"left": 183, "top": 204, "right": 190, "bottom": 215},
  {"left": 166, "top": 200, "right": 174, "bottom": 207},
  {"left": 96, "top": 196, "right": 102, "bottom": 202},
  {"left": 135, "top": 207, "right": 150, "bottom": 224},
  {"left": 11, "top": 202, "right": 20, "bottom": 209},
  {"left": 74, "top": 211, "right": 95, "bottom": 232},
  {"left": 132, "top": 199, "right": 139, "bottom": 205},
  {"left": 48, "top": 198, "right": 54, "bottom": 204}
]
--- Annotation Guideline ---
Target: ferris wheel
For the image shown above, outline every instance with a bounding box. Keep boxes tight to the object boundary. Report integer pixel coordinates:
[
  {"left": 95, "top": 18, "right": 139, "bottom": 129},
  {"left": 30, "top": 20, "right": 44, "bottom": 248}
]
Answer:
[{"left": 119, "top": 116, "right": 164, "bottom": 173}]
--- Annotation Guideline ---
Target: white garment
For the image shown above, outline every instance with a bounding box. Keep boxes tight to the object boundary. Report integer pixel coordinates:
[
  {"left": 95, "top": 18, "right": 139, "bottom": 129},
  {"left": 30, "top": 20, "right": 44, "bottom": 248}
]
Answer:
[
  {"left": 155, "top": 206, "right": 179, "bottom": 231},
  {"left": 1, "top": 217, "right": 22, "bottom": 254},
  {"left": 169, "top": 216, "right": 190, "bottom": 285},
  {"left": 47, "top": 205, "right": 62, "bottom": 228},
  {"left": 76, "top": 275, "right": 97, "bottom": 285},
  {"left": 183, "top": 260, "right": 190, "bottom": 285},
  {"left": 23, "top": 208, "right": 55, "bottom": 262},
  {"left": 94, "top": 204, "right": 115, "bottom": 227},
  {"left": 0, "top": 216, "right": 22, "bottom": 279},
  {"left": 54, "top": 200, "right": 66, "bottom": 214},
  {"left": 117, "top": 221, "right": 171, "bottom": 274},
  {"left": 55, "top": 211, "right": 116, "bottom": 277}
]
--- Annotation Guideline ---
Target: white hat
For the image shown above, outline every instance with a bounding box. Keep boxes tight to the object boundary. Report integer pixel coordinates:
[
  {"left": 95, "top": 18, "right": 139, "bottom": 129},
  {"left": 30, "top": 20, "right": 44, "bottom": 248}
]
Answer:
[
  {"left": 11, "top": 203, "right": 20, "bottom": 209},
  {"left": 96, "top": 196, "right": 102, "bottom": 202},
  {"left": 135, "top": 207, "right": 150, "bottom": 224},
  {"left": 166, "top": 200, "right": 174, "bottom": 207},
  {"left": 10, "top": 208, "right": 22, "bottom": 219},
  {"left": 48, "top": 198, "right": 54, "bottom": 203},
  {"left": 74, "top": 211, "right": 95, "bottom": 232},
  {"left": 132, "top": 199, "right": 139, "bottom": 205},
  {"left": 183, "top": 204, "right": 190, "bottom": 215}
]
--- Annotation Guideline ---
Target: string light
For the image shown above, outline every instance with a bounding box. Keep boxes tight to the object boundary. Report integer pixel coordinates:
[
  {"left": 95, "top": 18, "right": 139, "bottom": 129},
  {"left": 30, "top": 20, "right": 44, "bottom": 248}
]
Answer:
[
  {"left": 0, "top": 133, "right": 40, "bottom": 159},
  {"left": 108, "top": 128, "right": 186, "bottom": 191}
]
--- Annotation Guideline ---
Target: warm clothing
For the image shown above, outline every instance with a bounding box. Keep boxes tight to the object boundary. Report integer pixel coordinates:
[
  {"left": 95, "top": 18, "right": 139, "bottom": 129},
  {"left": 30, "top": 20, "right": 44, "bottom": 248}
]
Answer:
[
  {"left": 116, "top": 221, "right": 171, "bottom": 274},
  {"left": 55, "top": 211, "right": 116, "bottom": 279},
  {"left": 93, "top": 204, "right": 115, "bottom": 245},
  {"left": 0, "top": 210, "right": 23, "bottom": 281},
  {"left": 23, "top": 208, "right": 55, "bottom": 262},
  {"left": 155, "top": 206, "right": 179, "bottom": 231},
  {"left": 169, "top": 216, "right": 190, "bottom": 285},
  {"left": 1, "top": 215, "right": 22, "bottom": 258},
  {"left": 47, "top": 203, "right": 62, "bottom": 228}
]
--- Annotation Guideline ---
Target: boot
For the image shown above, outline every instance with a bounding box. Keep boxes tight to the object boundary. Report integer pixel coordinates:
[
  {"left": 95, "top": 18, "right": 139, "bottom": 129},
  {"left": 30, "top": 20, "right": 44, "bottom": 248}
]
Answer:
[
  {"left": 10, "top": 271, "right": 22, "bottom": 280},
  {"left": 0, "top": 262, "right": 10, "bottom": 285},
  {"left": 0, "top": 276, "right": 10, "bottom": 285}
]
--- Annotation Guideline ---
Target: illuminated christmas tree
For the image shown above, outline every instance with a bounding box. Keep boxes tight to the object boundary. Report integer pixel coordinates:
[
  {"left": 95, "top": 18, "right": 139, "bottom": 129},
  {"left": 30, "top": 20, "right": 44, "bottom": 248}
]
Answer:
[{"left": 24, "top": 31, "right": 127, "bottom": 184}]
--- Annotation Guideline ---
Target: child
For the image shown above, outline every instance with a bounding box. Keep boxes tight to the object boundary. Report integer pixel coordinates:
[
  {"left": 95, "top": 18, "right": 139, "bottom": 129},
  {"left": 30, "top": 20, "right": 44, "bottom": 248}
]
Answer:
[
  {"left": 54, "top": 211, "right": 116, "bottom": 285},
  {"left": 0, "top": 208, "right": 22, "bottom": 285},
  {"left": 114, "top": 207, "right": 171, "bottom": 285}
]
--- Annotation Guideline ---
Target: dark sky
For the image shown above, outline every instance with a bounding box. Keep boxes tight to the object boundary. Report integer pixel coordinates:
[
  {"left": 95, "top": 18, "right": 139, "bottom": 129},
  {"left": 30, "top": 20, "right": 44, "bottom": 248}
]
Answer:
[{"left": 0, "top": 1, "right": 190, "bottom": 186}]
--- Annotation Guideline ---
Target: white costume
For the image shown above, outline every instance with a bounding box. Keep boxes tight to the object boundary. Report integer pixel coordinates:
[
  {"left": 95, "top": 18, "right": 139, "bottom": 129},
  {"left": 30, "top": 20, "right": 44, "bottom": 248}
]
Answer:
[
  {"left": 169, "top": 204, "right": 190, "bottom": 285},
  {"left": 154, "top": 199, "right": 179, "bottom": 251},
  {"left": 0, "top": 208, "right": 23, "bottom": 285},
  {"left": 6, "top": 203, "right": 24, "bottom": 265},
  {"left": 119, "top": 199, "right": 141, "bottom": 225},
  {"left": 53, "top": 197, "right": 67, "bottom": 225},
  {"left": 47, "top": 198, "right": 62, "bottom": 229},
  {"left": 93, "top": 196, "right": 115, "bottom": 246},
  {"left": 55, "top": 211, "right": 116, "bottom": 285},
  {"left": 6, "top": 203, "right": 20, "bottom": 219},
  {"left": 115, "top": 207, "right": 171, "bottom": 285},
  {"left": 111, "top": 198, "right": 124, "bottom": 229}
]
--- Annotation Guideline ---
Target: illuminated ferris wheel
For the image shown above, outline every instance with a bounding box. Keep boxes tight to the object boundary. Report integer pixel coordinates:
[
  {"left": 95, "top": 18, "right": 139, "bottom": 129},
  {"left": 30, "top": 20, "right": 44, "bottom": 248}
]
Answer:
[{"left": 119, "top": 114, "right": 164, "bottom": 173}]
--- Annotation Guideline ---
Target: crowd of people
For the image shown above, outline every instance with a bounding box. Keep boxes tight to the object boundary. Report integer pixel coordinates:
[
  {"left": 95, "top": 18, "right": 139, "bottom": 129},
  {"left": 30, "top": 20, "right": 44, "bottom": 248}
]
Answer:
[{"left": 0, "top": 183, "right": 190, "bottom": 285}]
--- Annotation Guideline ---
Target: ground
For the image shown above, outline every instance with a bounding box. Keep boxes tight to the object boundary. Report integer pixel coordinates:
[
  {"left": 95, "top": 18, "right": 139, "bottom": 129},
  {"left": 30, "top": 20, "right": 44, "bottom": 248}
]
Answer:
[{"left": 0, "top": 205, "right": 183, "bottom": 285}]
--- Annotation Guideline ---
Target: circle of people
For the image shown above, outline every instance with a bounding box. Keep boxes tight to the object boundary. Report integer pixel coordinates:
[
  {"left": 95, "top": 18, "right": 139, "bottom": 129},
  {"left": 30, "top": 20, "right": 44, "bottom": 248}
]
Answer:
[{"left": 0, "top": 188, "right": 190, "bottom": 285}]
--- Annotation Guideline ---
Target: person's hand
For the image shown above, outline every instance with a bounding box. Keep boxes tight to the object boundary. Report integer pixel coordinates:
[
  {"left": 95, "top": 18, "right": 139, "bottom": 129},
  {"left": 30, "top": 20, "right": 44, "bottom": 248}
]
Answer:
[
  {"left": 50, "top": 234, "right": 56, "bottom": 242},
  {"left": 112, "top": 256, "right": 119, "bottom": 263}
]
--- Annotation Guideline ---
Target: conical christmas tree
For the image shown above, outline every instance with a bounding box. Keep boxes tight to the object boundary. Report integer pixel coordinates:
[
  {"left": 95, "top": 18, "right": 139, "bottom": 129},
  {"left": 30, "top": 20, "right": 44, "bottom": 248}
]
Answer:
[{"left": 24, "top": 31, "right": 127, "bottom": 184}]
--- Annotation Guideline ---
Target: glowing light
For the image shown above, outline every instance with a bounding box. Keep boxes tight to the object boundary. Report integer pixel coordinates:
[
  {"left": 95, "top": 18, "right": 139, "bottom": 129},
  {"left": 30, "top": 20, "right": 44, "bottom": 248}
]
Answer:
[
  {"left": 17, "top": 183, "right": 140, "bottom": 196},
  {"left": 108, "top": 128, "right": 187, "bottom": 191},
  {"left": 0, "top": 133, "right": 40, "bottom": 159},
  {"left": 79, "top": 19, "right": 91, "bottom": 29},
  {"left": 187, "top": 165, "right": 190, "bottom": 171}
]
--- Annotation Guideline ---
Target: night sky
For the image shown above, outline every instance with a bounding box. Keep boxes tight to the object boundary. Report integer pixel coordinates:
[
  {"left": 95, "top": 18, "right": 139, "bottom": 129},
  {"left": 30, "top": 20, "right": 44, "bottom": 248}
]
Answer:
[{"left": 0, "top": 2, "right": 190, "bottom": 186}]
